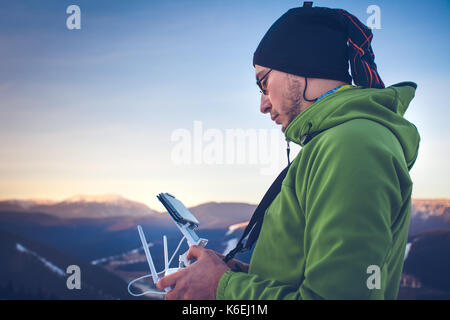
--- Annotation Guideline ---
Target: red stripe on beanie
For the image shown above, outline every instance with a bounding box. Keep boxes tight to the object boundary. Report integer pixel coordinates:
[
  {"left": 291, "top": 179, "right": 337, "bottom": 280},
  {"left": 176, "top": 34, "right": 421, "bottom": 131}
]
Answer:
[{"left": 338, "top": 9, "right": 385, "bottom": 88}]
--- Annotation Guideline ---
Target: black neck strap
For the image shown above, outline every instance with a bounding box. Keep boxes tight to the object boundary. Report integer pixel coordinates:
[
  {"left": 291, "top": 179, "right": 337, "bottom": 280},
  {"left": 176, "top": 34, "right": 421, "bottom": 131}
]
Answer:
[
  {"left": 223, "top": 130, "right": 325, "bottom": 263},
  {"left": 223, "top": 162, "right": 291, "bottom": 262}
]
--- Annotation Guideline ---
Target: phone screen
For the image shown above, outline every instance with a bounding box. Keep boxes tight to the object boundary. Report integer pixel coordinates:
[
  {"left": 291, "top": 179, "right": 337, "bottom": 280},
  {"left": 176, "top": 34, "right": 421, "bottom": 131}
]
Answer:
[{"left": 158, "top": 193, "right": 200, "bottom": 226}]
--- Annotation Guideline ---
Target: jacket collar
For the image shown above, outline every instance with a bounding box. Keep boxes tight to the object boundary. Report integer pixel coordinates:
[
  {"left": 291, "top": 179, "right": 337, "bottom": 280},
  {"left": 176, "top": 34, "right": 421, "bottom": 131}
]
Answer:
[{"left": 284, "top": 85, "right": 356, "bottom": 146}]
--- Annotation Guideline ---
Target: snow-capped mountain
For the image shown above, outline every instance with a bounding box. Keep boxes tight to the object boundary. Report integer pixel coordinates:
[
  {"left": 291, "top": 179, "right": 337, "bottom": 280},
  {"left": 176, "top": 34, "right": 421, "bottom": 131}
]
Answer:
[
  {"left": 409, "top": 199, "right": 450, "bottom": 234},
  {"left": 226, "top": 221, "right": 249, "bottom": 236},
  {"left": 0, "top": 194, "right": 158, "bottom": 219}
]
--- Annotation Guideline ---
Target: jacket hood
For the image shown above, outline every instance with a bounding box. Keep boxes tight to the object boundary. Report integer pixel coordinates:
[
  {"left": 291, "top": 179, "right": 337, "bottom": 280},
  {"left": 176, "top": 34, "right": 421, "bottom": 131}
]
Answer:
[{"left": 284, "top": 82, "right": 420, "bottom": 169}]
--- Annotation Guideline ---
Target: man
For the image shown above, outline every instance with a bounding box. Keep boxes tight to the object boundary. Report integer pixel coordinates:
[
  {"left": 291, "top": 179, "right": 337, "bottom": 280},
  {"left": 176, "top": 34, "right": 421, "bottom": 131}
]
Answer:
[{"left": 157, "top": 3, "right": 420, "bottom": 299}]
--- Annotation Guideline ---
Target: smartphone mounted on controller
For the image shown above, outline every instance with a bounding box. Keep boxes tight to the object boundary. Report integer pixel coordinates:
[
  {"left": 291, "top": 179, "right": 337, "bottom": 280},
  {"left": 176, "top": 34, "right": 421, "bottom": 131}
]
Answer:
[{"left": 127, "top": 193, "right": 208, "bottom": 297}]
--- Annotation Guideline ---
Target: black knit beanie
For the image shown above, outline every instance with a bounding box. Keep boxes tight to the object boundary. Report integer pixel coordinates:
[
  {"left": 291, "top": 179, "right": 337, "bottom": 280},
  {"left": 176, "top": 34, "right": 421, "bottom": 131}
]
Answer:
[{"left": 253, "top": 2, "right": 384, "bottom": 88}]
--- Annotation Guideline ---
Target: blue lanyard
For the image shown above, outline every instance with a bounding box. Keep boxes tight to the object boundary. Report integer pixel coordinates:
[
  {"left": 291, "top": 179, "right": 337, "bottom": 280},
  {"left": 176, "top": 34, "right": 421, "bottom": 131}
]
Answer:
[{"left": 315, "top": 85, "right": 346, "bottom": 103}]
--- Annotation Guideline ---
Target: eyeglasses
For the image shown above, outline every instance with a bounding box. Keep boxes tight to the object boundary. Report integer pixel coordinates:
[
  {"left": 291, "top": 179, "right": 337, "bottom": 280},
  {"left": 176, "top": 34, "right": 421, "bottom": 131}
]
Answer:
[{"left": 256, "top": 68, "right": 272, "bottom": 95}]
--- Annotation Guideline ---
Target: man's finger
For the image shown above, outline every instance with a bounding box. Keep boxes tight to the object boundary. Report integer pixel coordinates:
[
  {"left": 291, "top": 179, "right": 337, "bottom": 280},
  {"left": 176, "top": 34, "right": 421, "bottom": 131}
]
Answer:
[
  {"left": 165, "top": 278, "right": 187, "bottom": 300},
  {"left": 186, "top": 245, "right": 205, "bottom": 260},
  {"left": 164, "top": 285, "right": 180, "bottom": 300},
  {"left": 156, "top": 271, "right": 181, "bottom": 290}
]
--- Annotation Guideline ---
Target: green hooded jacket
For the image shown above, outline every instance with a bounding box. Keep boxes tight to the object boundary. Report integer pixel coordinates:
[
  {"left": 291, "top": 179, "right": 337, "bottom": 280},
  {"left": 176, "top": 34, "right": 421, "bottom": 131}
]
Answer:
[{"left": 216, "top": 82, "right": 420, "bottom": 300}]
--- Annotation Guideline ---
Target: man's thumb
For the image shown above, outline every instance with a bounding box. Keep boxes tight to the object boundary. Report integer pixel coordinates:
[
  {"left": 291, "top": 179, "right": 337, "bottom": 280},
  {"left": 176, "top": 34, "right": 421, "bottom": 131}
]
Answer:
[{"left": 186, "top": 245, "right": 203, "bottom": 260}]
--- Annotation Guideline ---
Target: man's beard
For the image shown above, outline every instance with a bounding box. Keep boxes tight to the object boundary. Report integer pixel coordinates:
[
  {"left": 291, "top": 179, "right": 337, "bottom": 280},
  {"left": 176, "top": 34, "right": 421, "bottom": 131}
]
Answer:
[
  {"left": 283, "top": 84, "right": 308, "bottom": 131},
  {"left": 281, "top": 74, "right": 314, "bottom": 132},
  {"left": 286, "top": 103, "right": 303, "bottom": 125}
]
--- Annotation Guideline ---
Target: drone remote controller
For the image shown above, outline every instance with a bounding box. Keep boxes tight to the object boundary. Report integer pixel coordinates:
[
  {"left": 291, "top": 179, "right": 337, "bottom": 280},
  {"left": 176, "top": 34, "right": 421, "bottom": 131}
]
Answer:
[{"left": 132, "top": 193, "right": 208, "bottom": 295}]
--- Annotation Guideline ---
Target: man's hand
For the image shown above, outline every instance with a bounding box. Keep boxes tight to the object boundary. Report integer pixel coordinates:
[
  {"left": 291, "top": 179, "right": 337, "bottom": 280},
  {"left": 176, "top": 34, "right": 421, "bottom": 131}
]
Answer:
[{"left": 156, "top": 245, "right": 230, "bottom": 300}]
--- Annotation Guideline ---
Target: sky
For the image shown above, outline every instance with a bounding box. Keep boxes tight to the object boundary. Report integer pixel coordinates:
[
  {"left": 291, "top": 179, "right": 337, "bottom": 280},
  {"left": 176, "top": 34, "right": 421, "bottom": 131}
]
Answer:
[{"left": 0, "top": 0, "right": 449, "bottom": 210}]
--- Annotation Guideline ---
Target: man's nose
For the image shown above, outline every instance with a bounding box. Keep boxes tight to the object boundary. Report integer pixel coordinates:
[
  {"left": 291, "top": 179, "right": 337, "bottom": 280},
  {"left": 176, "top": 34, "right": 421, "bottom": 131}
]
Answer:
[{"left": 260, "top": 94, "right": 271, "bottom": 114}]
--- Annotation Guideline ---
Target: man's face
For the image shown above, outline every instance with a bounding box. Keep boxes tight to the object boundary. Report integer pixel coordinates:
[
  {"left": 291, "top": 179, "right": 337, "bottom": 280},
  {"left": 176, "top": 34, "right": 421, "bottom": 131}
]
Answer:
[{"left": 255, "top": 64, "right": 306, "bottom": 132}]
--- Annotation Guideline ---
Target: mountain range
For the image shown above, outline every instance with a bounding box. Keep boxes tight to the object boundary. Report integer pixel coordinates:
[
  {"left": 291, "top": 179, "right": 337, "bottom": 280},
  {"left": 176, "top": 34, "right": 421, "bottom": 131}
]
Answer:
[
  {"left": 0, "top": 194, "right": 449, "bottom": 299},
  {"left": 409, "top": 199, "right": 450, "bottom": 234},
  {"left": 0, "top": 194, "right": 158, "bottom": 219}
]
